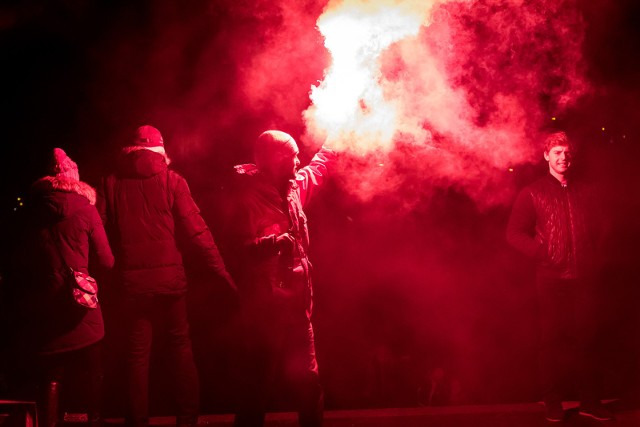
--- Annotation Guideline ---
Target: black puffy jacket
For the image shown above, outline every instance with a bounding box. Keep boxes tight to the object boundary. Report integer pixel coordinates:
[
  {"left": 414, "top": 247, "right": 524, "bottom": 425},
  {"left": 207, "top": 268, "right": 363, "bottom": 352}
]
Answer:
[
  {"left": 506, "top": 173, "right": 603, "bottom": 279},
  {"left": 12, "top": 176, "right": 114, "bottom": 355},
  {"left": 229, "top": 147, "right": 336, "bottom": 315},
  {"left": 98, "top": 149, "right": 234, "bottom": 296}
]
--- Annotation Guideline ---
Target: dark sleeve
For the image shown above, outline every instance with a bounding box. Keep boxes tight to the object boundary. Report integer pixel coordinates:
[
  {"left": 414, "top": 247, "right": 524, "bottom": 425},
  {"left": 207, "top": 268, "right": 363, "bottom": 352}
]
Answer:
[
  {"left": 171, "top": 173, "right": 237, "bottom": 291},
  {"left": 226, "top": 186, "right": 279, "bottom": 260},
  {"left": 506, "top": 189, "right": 544, "bottom": 259},
  {"left": 247, "top": 234, "right": 279, "bottom": 258},
  {"left": 96, "top": 177, "right": 108, "bottom": 225},
  {"left": 88, "top": 206, "right": 114, "bottom": 271}
]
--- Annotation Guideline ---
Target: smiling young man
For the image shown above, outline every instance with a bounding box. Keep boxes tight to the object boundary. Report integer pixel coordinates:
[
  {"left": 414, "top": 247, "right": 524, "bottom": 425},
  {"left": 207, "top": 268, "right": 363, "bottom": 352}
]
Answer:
[
  {"left": 506, "top": 131, "right": 613, "bottom": 423},
  {"left": 544, "top": 139, "right": 572, "bottom": 185}
]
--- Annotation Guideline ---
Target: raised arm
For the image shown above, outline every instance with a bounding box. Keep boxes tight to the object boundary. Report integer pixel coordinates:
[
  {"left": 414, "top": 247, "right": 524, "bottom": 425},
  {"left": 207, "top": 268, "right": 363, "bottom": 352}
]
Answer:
[{"left": 296, "top": 146, "right": 337, "bottom": 207}]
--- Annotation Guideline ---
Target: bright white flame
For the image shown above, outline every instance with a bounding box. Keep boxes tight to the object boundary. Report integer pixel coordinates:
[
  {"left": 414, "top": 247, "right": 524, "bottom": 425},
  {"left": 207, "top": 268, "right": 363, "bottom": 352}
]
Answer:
[{"left": 307, "top": 0, "right": 440, "bottom": 153}]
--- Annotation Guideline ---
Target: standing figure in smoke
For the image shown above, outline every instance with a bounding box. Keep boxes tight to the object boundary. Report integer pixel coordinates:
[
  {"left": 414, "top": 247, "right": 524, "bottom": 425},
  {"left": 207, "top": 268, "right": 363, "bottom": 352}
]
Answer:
[
  {"left": 506, "top": 131, "right": 613, "bottom": 422},
  {"left": 229, "top": 130, "right": 336, "bottom": 427},
  {"left": 5, "top": 148, "right": 114, "bottom": 427},
  {"left": 98, "top": 125, "right": 236, "bottom": 427}
]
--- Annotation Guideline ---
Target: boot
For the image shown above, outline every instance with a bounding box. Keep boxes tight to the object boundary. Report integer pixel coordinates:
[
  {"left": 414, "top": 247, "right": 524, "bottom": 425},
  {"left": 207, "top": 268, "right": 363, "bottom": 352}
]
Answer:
[
  {"left": 86, "top": 373, "right": 104, "bottom": 427},
  {"left": 176, "top": 414, "right": 198, "bottom": 427},
  {"left": 39, "top": 381, "right": 60, "bottom": 427},
  {"left": 87, "top": 414, "right": 103, "bottom": 427}
]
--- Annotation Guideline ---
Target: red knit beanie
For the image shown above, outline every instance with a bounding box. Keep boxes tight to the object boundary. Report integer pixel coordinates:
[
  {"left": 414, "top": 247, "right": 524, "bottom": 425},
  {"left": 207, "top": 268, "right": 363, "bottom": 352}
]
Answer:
[{"left": 50, "top": 148, "right": 79, "bottom": 181}]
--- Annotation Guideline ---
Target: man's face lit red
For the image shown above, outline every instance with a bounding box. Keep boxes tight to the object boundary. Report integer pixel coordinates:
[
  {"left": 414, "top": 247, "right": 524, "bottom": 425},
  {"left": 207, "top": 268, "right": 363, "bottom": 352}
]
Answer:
[
  {"left": 276, "top": 150, "right": 300, "bottom": 181},
  {"left": 255, "top": 131, "right": 301, "bottom": 185},
  {"left": 263, "top": 145, "right": 300, "bottom": 184},
  {"left": 544, "top": 144, "right": 572, "bottom": 178}
]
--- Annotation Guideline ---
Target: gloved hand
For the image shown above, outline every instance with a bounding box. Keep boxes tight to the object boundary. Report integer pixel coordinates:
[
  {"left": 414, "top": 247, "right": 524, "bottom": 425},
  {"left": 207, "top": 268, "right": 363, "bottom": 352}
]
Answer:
[{"left": 276, "top": 232, "right": 295, "bottom": 255}]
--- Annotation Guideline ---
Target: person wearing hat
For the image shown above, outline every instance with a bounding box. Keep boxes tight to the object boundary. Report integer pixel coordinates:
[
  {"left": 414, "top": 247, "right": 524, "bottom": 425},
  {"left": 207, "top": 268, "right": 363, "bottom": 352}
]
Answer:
[
  {"left": 6, "top": 148, "right": 114, "bottom": 427},
  {"left": 98, "top": 125, "right": 236, "bottom": 427},
  {"left": 228, "top": 130, "right": 336, "bottom": 427}
]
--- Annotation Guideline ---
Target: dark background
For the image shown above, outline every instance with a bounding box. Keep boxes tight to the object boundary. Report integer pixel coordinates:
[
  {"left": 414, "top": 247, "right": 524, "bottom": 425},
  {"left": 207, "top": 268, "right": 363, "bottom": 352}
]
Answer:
[{"left": 1, "top": 0, "right": 640, "bottom": 416}]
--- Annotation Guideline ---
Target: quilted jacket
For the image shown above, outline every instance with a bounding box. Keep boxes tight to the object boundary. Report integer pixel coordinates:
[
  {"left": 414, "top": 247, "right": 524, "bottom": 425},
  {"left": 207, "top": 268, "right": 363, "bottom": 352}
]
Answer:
[
  {"left": 98, "top": 149, "right": 234, "bottom": 296},
  {"left": 14, "top": 176, "right": 114, "bottom": 354},
  {"left": 506, "top": 173, "right": 603, "bottom": 279}
]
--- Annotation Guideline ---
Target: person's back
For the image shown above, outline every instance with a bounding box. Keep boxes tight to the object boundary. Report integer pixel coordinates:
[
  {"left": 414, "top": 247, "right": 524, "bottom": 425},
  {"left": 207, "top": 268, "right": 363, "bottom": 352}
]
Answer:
[
  {"left": 99, "top": 125, "right": 234, "bottom": 427},
  {"left": 8, "top": 148, "right": 113, "bottom": 427},
  {"left": 24, "top": 174, "right": 111, "bottom": 354},
  {"left": 102, "top": 147, "right": 187, "bottom": 296}
]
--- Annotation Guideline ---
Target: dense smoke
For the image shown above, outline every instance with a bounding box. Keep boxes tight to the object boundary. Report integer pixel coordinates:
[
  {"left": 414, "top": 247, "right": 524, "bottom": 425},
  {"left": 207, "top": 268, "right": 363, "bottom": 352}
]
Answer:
[
  {"left": 50, "top": 0, "right": 590, "bottom": 210},
  {"left": 302, "top": 0, "right": 589, "bottom": 208},
  {"left": 74, "top": 0, "right": 329, "bottom": 170}
]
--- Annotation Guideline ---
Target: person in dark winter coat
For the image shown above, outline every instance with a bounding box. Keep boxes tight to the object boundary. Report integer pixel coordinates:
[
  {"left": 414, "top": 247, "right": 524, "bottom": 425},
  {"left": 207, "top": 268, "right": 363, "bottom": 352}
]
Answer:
[
  {"left": 506, "top": 131, "right": 613, "bottom": 422},
  {"left": 98, "top": 125, "right": 236, "bottom": 427},
  {"left": 8, "top": 148, "right": 114, "bottom": 427},
  {"left": 229, "top": 130, "right": 336, "bottom": 427}
]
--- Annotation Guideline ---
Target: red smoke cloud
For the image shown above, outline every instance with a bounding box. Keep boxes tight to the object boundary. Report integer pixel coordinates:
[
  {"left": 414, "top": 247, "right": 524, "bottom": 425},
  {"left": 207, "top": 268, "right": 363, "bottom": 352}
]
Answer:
[
  {"left": 302, "top": 0, "right": 589, "bottom": 208},
  {"left": 85, "top": 0, "right": 329, "bottom": 167},
  {"left": 234, "top": 1, "right": 329, "bottom": 125},
  {"left": 85, "top": 0, "right": 589, "bottom": 210}
]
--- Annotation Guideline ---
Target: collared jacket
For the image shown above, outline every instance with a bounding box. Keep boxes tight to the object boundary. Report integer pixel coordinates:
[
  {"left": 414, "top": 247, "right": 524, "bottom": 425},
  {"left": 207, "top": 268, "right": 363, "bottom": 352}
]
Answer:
[
  {"left": 98, "top": 149, "right": 234, "bottom": 296},
  {"left": 12, "top": 176, "right": 114, "bottom": 355},
  {"left": 506, "top": 173, "right": 603, "bottom": 279},
  {"left": 230, "top": 147, "right": 336, "bottom": 315}
]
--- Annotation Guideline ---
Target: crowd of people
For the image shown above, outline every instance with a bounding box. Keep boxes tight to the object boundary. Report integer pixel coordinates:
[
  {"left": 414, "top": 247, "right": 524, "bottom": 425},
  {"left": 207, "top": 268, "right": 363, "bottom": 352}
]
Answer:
[
  {"left": 0, "top": 127, "right": 615, "bottom": 426},
  {"left": 0, "top": 126, "right": 335, "bottom": 427}
]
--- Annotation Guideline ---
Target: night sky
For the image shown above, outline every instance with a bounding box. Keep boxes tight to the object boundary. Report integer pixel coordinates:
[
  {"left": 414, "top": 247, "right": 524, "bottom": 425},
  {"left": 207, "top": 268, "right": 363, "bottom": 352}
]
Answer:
[{"left": 2, "top": 0, "right": 640, "bottom": 412}]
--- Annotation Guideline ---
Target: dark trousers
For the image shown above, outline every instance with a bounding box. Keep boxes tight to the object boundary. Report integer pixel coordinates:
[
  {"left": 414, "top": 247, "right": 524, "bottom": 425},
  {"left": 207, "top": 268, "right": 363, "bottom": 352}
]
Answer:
[
  {"left": 537, "top": 275, "right": 603, "bottom": 405},
  {"left": 234, "top": 309, "right": 323, "bottom": 427},
  {"left": 123, "top": 295, "right": 199, "bottom": 427}
]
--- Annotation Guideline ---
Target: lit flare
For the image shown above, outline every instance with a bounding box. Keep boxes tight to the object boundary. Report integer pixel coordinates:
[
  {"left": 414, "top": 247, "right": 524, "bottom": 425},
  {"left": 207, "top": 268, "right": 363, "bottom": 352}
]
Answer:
[{"left": 307, "top": 0, "right": 438, "bottom": 153}]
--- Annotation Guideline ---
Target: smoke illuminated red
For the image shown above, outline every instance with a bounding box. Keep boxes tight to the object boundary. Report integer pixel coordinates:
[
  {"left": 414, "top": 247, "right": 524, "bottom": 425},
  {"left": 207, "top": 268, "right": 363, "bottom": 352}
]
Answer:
[
  {"left": 303, "top": 0, "right": 590, "bottom": 208},
  {"left": 305, "top": 0, "right": 431, "bottom": 153}
]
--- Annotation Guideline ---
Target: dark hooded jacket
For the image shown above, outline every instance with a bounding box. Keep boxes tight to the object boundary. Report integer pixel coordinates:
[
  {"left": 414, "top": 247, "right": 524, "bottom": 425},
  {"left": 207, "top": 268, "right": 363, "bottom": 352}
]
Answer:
[
  {"left": 11, "top": 176, "right": 114, "bottom": 355},
  {"left": 506, "top": 173, "right": 604, "bottom": 280},
  {"left": 230, "top": 147, "right": 336, "bottom": 316},
  {"left": 98, "top": 149, "right": 234, "bottom": 296}
]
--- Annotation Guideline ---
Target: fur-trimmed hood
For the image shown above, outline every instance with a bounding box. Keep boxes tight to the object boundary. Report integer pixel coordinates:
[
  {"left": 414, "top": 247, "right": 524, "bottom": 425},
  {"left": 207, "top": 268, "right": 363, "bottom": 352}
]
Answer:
[
  {"left": 30, "top": 176, "right": 97, "bottom": 224},
  {"left": 32, "top": 176, "right": 97, "bottom": 205}
]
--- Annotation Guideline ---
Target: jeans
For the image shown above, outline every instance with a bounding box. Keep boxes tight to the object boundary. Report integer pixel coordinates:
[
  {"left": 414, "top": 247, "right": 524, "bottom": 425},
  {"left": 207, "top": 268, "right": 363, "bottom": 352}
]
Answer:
[{"left": 123, "top": 294, "right": 199, "bottom": 427}]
